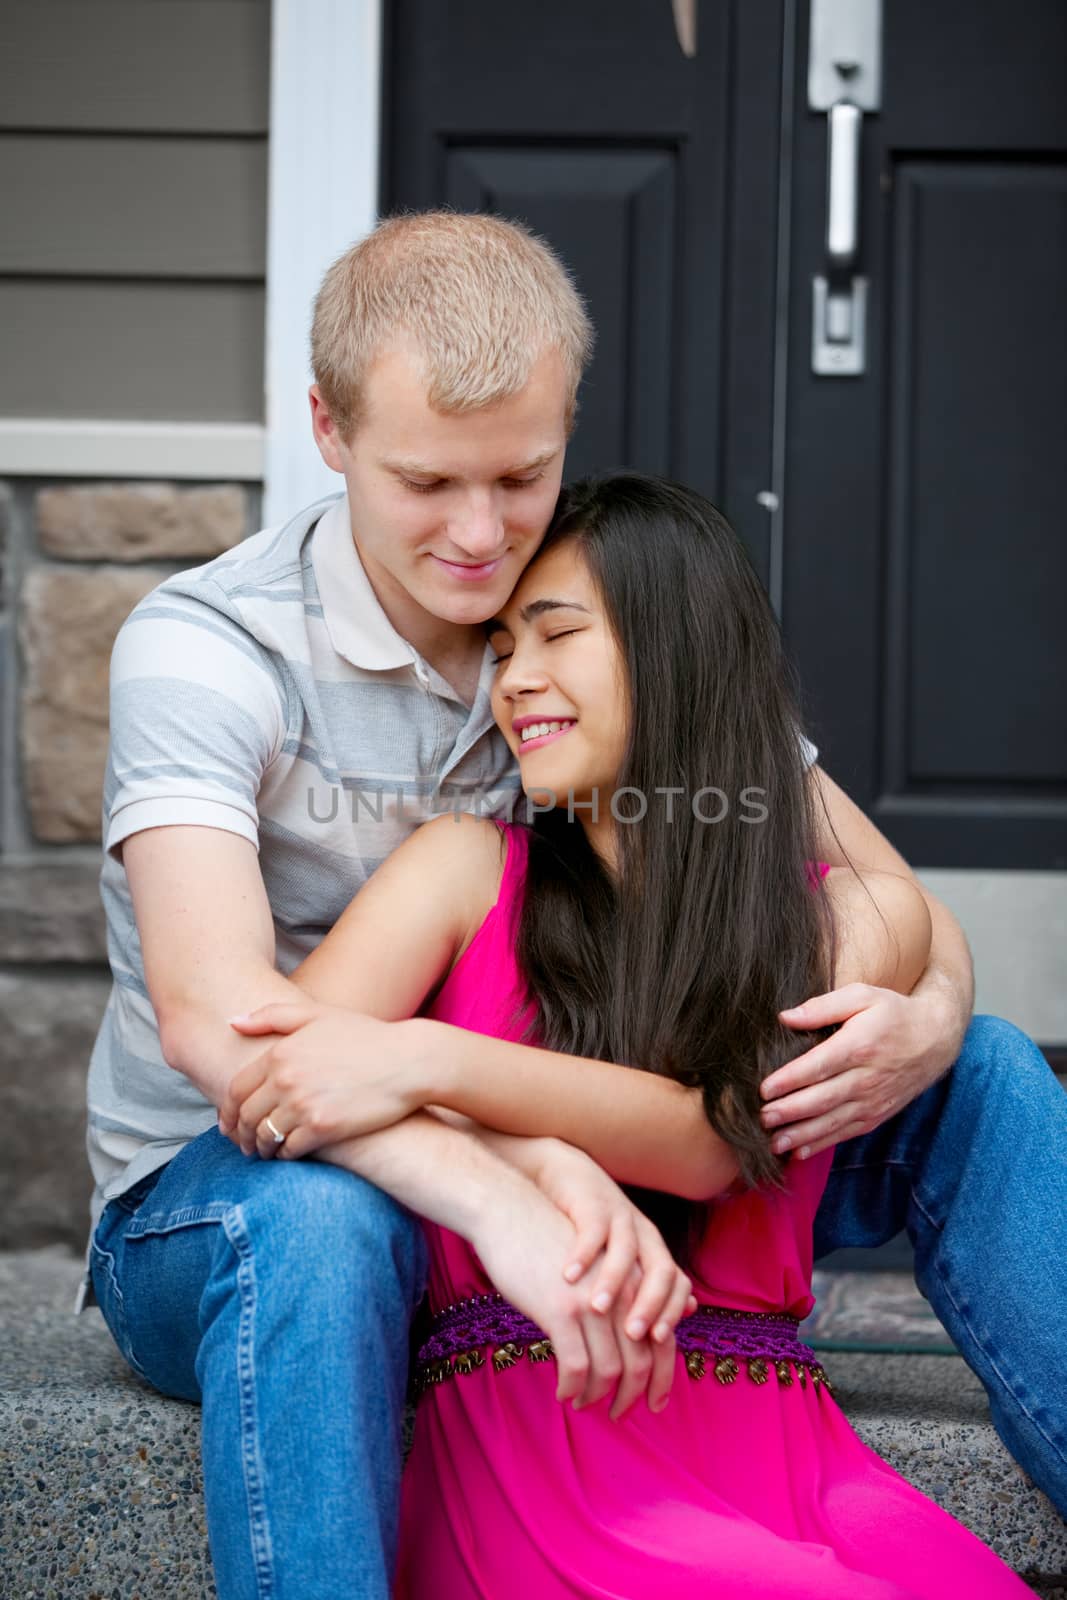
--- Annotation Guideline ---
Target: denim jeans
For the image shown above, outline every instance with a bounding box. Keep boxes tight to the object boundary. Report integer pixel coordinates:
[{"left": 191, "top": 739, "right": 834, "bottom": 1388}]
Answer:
[
  {"left": 91, "top": 1014, "right": 1066, "bottom": 1598},
  {"left": 89, "top": 1127, "right": 427, "bottom": 1600},
  {"left": 813, "top": 1014, "right": 1067, "bottom": 1516}
]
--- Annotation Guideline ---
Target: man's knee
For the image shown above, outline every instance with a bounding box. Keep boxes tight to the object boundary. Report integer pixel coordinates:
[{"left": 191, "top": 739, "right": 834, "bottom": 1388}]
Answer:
[
  {"left": 236, "top": 1154, "right": 426, "bottom": 1298},
  {"left": 949, "top": 1013, "right": 1056, "bottom": 1105},
  {"left": 957, "top": 1013, "right": 1046, "bottom": 1072}
]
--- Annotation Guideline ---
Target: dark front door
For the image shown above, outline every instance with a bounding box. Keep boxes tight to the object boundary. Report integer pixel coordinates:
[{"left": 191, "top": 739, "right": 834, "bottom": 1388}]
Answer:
[
  {"left": 382, "top": 0, "right": 1066, "bottom": 869},
  {"left": 783, "top": 0, "right": 1067, "bottom": 868}
]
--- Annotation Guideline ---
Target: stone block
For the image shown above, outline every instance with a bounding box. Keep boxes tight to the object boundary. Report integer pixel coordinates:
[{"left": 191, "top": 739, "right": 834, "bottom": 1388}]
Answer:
[
  {"left": 19, "top": 564, "right": 165, "bottom": 842},
  {"left": 1, "top": 1250, "right": 216, "bottom": 1598},
  {"left": 35, "top": 483, "right": 246, "bottom": 562},
  {"left": 0, "top": 860, "right": 106, "bottom": 963},
  {"left": 0, "top": 971, "right": 108, "bottom": 1250}
]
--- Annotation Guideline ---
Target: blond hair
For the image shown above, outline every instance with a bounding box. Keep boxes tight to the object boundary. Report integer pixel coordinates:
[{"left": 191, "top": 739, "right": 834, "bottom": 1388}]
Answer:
[{"left": 310, "top": 211, "right": 594, "bottom": 439}]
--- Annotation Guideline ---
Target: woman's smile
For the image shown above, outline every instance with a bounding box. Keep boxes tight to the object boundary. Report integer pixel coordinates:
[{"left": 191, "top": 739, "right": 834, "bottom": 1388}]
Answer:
[{"left": 514, "top": 716, "right": 578, "bottom": 753}]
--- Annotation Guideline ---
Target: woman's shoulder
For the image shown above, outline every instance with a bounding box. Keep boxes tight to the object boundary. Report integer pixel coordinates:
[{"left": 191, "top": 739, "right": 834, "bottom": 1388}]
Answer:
[
  {"left": 401, "top": 815, "right": 530, "bottom": 978},
  {"left": 397, "top": 812, "right": 510, "bottom": 933},
  {"left": 409, "top": 810, "right": 510, "bottom": 870}
]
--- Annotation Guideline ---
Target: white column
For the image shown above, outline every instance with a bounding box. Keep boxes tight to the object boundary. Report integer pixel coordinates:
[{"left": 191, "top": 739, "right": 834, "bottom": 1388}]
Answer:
[{"left": 263, "top": 0, "right": 382, "bottom": 526}]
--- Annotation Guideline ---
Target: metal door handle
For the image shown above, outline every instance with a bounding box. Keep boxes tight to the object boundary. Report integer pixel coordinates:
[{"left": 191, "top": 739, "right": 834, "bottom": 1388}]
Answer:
[
  {"left": 827, "top": 101, "right": 861, "bottom": 268},
  {"left": 808, "top": 0, "right": 882, "bottom": 375}
]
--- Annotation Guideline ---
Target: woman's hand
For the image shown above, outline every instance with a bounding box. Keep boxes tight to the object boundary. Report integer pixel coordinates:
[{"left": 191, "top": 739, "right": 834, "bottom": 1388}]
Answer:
[
  {"left": 531, "top": 1139, "right": 696, "bottom": 1332},
  {"left": 217, "top": 998, "right": 430, "bottom": 1158},
  {"left": 468, "top": 1170, "right": 684, "bottom": 1419},
  {"left": 759, "top": 982, "right": 956, "bottom": 1159}
]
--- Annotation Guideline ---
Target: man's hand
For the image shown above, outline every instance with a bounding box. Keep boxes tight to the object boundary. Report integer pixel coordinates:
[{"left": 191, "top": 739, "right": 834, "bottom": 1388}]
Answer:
[
  {"left": 218, "top": 998, "right": 428, "bottom": 1157},
  {"left": 467, "top": 1167, "right": 684, "bottom": 1420},
  {"left": 759, "top": 982, "right": 958, "bottom": 1160}
]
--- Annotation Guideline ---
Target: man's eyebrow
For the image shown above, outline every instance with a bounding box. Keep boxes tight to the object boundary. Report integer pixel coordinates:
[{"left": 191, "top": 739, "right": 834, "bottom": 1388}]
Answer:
[
  {"left": 485, "top": 599, "right": 591, "bottom": 637},
  {"left": 379, "top": 456, "right": 443, "bottom": 478},
  {"left": 380, "top": 448, "right": 559, "bottom": 479}
]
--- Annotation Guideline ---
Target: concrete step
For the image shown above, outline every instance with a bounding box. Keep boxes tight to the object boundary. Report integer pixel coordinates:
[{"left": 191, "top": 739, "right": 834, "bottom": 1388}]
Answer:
[{"left": 2, "top": 1249, "right": 1064, "bottom": 1599}]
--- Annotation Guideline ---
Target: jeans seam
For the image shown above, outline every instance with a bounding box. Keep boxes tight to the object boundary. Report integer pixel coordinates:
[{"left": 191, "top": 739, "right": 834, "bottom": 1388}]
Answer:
[
  {"left": 126, "top": 1200, "right": 234, "bottom": 1236},
  {"left": 90, "top": 1233, "right": 151, "bottom": 1384},
  {"left": 223, "top": 1204, "right": 276, "bottom": 1598},
  {"left": 828, "top": 1158, "right": 913, "bottom": 1173},
  {"left": 909, "top": 1187, "right": 1067, "bottom": 1473}
]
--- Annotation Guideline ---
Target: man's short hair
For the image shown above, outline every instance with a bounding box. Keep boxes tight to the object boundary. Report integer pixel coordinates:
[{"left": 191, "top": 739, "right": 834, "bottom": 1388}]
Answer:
[{"left": 310, "top": 210, "right": 594, "bottom": 440}]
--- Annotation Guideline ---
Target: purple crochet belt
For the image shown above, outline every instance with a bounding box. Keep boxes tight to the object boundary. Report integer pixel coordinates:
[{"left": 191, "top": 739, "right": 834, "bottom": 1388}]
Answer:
[{"left": 414, "top": 1292, "right": 833, "bottom": 1397}]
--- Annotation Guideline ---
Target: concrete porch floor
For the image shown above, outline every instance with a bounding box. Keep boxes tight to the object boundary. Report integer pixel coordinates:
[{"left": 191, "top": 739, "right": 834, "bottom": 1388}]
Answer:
[{"left": 1, "top": 1248, "right": 1064, "bottom": 1598}]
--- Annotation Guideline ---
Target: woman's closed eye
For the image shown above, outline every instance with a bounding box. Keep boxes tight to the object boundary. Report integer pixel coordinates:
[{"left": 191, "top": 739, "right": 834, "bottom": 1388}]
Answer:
[{"left": 491, "top": 629, "right": 579, "bottom": 666}]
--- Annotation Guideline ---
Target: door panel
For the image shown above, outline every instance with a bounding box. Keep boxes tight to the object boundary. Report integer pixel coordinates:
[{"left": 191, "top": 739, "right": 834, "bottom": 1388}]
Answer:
[
  {"left": 888, "top": 163, "right": 1066, "bottom": 789},
  {"left": 784, "top": 0, "right": 1066, "bottom": 866},
  {"left": 445, "top": 148, "right": 677, "bottom": 474}
]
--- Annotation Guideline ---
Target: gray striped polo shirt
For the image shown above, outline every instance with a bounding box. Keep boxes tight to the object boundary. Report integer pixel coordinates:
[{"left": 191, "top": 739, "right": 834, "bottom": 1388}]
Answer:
[{"left": 77, "top": 491, "right": 521, "bottom": 1310}]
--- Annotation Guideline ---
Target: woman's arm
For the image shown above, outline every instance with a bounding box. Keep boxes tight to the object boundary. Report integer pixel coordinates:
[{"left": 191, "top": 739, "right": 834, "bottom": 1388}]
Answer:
[
  {"left": 242, "top": 811, "right": 940, "bottom": 1200},
  {"left": 277, "top": 813, "right": 739, "bottom": 1201}
]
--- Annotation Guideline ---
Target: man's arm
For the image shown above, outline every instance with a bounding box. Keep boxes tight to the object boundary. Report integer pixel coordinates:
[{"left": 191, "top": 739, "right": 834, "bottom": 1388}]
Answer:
[
  {"left": 812, "top": 766, "right": 974, "bottom": 1035},
  {"left": 756, "top": 766, "right": 975, "bottom": 1159},
  {"left": 123, "top": 825, "right": 306, "bottom": 1108}
]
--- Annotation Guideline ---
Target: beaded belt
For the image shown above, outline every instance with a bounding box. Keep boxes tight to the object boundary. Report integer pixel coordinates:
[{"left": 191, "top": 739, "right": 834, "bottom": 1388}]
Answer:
[{"left": 414, "top": 1292, "right": 833, "bottom": 1397}]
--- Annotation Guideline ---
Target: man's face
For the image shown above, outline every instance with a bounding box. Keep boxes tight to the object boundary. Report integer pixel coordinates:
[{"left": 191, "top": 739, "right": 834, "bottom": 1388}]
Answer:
[{"left": 311, "top": 344, "right": 569, "bottom": 632}]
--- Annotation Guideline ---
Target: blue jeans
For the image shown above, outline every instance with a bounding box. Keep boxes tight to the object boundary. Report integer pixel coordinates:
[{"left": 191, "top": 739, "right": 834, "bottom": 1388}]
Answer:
[
  {"left": 814, "top": 1014, "right": 1067, "bottom": 1516},
  {"left": 91, "top": 1015, "right": 1066, "bottom": 1599},
  {"left": 89, "top": 1128, "right": 427, "bottom": 1600}
]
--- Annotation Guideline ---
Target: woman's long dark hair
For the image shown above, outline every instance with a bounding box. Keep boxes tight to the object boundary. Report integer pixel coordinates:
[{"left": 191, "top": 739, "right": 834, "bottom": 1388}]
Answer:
[{"left": 513, "top": 475, "right": 835, "bottom": 1260}]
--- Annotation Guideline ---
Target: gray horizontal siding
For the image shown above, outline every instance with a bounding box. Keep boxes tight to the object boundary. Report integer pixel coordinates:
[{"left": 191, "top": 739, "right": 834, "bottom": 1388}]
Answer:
[
  {"left": 0, "top": 1, "right": 269, "bottom": 135},
  {"left": 0, "top": 0, "right": 270, "bottom": 426},
  {"left": 0, "top": 280, "right": 266, "bottom": 421},
  {"left": 0, "top": 136, "right": 267, "bottom": 278}
]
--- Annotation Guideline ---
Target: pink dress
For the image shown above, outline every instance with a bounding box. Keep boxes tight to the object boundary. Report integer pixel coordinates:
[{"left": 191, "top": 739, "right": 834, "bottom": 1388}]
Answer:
[{"left": 395, "top": 825, "right": 1029, "bottom": 1598}]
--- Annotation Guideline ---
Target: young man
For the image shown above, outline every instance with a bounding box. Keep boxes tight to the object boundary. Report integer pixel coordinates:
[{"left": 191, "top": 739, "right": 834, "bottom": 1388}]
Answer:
[{"left": 82, "top": 213, "right": 1066, "bottom": 1598}]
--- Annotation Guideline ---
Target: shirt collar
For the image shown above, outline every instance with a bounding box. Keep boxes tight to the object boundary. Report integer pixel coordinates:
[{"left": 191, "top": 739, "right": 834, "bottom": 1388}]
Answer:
[{"left": 311, "top": 494, "right": 416, "bottom": 672}]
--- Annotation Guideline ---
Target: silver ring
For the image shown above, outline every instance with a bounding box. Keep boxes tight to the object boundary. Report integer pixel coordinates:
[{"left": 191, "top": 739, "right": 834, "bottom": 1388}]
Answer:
[{"left": 265, "top": 1115, "right": 286, "bottom": 1145}]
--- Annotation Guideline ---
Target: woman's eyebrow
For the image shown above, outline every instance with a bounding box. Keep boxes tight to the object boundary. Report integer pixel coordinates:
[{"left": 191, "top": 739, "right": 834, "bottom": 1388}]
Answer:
[
  {"left": 485, "top": 599, "right": 590, "bottom": 635},
  {"left": 518, "top": 599, "right": 591, "bottom": 623}
]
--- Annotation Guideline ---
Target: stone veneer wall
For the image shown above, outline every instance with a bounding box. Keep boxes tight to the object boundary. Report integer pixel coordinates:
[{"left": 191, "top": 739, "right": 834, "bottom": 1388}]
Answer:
[{"left": 0, "top": 480, "right": 257, "bottom": 1251}]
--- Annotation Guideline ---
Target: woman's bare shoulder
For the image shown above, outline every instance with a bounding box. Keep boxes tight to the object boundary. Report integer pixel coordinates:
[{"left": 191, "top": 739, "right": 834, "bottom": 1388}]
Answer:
[{"left": 401, "top": 813, "right": 510, "bottom": 965}]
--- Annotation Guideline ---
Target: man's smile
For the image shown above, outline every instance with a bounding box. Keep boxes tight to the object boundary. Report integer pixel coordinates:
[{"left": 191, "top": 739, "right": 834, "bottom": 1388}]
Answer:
[{"left": 430, "top": 554, "right": 506, "bottom": 582}]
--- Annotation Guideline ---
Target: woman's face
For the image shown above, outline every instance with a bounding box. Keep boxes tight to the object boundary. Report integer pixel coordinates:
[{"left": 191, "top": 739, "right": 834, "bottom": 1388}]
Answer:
[{"left": 488, "top": 538, "right": 630, "bottom": 811}]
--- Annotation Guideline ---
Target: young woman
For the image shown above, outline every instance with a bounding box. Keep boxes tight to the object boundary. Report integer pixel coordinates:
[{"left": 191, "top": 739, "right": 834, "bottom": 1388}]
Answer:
[{"left": 226, "top": 476, "right": 1029, "bottom": 1596}]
